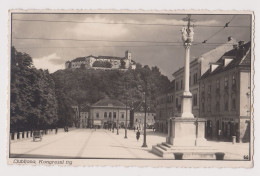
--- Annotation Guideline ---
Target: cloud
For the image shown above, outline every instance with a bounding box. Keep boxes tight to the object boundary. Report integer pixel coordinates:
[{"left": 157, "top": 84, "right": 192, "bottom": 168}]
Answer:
[
  {"left": 33, "top": 53, "right": 64, "bottom": 73},
  {"left": 65, "top": 16, "right": 128, "bottom": 39}
]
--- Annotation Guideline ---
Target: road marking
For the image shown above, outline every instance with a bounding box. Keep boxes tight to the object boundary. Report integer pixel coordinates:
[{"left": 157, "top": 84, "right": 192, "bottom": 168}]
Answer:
[
  {"left": 76, "top": 130, "right": 94, "bottom": 158},
  {"left": 104, "top": 130, "right": 141, "bottom": 158}
]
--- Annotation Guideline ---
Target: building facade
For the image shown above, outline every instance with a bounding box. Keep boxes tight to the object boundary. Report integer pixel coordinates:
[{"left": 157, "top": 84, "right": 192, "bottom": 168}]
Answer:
[
  {"left": 132, "top": 101, "right": 156, "bottom": 131},
  {"left": 79, "top": 106, "right": 89, "bottom": 128},
  {"left": 155, "top": 80, "right": 175, "bottom": 133},
  {"left": 65, "top": 50, "right": 136, "bottom": 70},
  {"left": 89, "top": 98, "right": 130, "bottom": 129},
  {"left": 173, "top": 37, "right": 237, "bottom": 118},
  {"left": 200, "top": 41, "right": 251, "bottom": 142}
]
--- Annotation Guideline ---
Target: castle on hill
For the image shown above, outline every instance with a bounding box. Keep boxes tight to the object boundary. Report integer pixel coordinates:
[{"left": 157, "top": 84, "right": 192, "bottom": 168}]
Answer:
[{"left": 65, "top": 50, "right": 136, "bottom": 70}]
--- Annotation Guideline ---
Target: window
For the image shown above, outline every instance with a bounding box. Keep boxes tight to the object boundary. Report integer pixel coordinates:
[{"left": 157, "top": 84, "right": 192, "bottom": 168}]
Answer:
[
  {"left": 232, "top": 98, "right": 236, "bottom": 110},
  {"left": 224, "top": 76, "right": 229, "bottom": 88},
  {"left": 121, "top": 113, "right": 124, "bottom": 118},
  {"left": 181, "top": 80, "right": 183, "bottom": 89},
  {"left": 225, "top": 99, "right": 229, "bottom": 111},
  {"left": 202, "top": 83, "right": 205, "bottom": 91},
  {"left": 232, "top": 75, "right": 236, "bottom": 85},
  {"left": 193, "top": 73, "right": 198, "bottom": 84},
  {"left": 207, "top": 98, "right": 211, "bottom": 112},
  {"left": 193, "top": 94, "right": 197, "bottom": 106},
  {"left": 176, "top": 98, "right": 178, "bottom": 108},
  {"left": 104, "top": 112, "right": 107, "bottom": 118},
  {"left": 202, "top": 102, "right": 205, "bottom": 112},
  {"left": 113, "top": 112, "right": 116, "bottom": 118},
  {"left": 216, "top": 79, "right": 220, "bottom": 89},
  {"left": 216, "top": 101, "right": 220, "bottom": 111},
  {"left": 96, "top": 112, "right": 99, "bottom": 118},
  {"left": 109, "top": 112, "right": 112, "bottom": 118},
  {"left": 176, "top": 81, "right": 179, "bottom": 91},
  {"left": 208, "top": 84, "right": 211, "bottom": 94}
]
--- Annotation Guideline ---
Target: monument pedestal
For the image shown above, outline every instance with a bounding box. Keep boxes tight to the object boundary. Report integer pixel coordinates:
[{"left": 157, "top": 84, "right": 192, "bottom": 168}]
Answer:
[
  {"left": 166, "top": 117, "right": 207, "bottom": 146},
  {"left": 152, "top": 117, "right": 222, "bottom": 160}
]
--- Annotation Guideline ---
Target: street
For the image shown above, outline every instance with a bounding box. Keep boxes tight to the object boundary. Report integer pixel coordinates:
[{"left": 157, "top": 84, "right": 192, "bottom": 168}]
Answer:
[{"left": 10, "top": 129, "right": 250, "bottom": 160}]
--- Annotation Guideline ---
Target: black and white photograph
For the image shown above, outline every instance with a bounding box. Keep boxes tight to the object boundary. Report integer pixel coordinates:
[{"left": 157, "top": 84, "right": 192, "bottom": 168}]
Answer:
[{"left": 7, "top": 10, "right": 253, "bottom": 167}]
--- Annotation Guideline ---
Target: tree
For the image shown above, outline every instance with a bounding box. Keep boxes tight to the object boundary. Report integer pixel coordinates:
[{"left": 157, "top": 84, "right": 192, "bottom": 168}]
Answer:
[{"left": 10, "top": 47, "right": 58, "bottom": 131}]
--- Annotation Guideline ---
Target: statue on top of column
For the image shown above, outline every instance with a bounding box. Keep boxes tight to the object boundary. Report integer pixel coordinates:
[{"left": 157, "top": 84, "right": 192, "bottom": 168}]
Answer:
[{"left": 181, "top": 26, "right": 194, "bottom": 44}]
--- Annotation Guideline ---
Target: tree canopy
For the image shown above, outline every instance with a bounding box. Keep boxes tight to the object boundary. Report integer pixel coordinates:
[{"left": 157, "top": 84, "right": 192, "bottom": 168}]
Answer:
[
  {"left": 52, "top": 64, "right": 171, "bottom": 112},
  {"left": 10, "top": 47, "right": 171, "bottom": 131},
  {"left": 10, "top": 47, "right": 74, "bottom": 131}
]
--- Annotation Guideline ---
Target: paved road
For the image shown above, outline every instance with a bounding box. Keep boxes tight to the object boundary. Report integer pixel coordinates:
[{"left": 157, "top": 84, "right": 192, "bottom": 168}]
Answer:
[
  {"left": 10, "top": 129, "right": 250, "bottom": 160},
  {"left": 10, "top": 129, "right": 162, "bottom": 159}
]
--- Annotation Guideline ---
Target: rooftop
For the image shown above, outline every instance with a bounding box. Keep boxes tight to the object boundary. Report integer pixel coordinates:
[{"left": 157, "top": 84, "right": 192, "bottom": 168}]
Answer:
[
  {"left": 91, "top": 97, "right": 127, "bottom": 108},
  {"left": 201, "top": 41, "right": 251, "bottom": 79}
]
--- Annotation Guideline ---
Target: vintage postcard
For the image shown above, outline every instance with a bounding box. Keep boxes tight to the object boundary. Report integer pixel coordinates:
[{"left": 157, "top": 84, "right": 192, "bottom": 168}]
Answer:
[{"left": 7, "top": 10, "right": 254, "bottom": 167}]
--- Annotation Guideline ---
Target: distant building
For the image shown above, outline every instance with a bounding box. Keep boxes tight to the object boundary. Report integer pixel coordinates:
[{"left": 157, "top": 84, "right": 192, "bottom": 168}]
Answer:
[
  {"left": 89, "top": 98, "right": 130, "bottom": 128},
  {"left": 71, "top": 105, "right": 80, "bottom": 127},
  {"left": 155, "top": 80, "right": 175, "bottom": 133},
  {"left": 173, "top": 37, "right": 237, "bottom": 117},
  {"left": 132, "top": 101, "right": 156, "bottom": 131},
  {"left": 65, "top": 50, "right": 136, "bottom": 70},
  {"left": 200, "top": 41, "right": 251, "bottom": 142},
  {"left": 80, "top": 106, "right": 90, "bottom": 128}
]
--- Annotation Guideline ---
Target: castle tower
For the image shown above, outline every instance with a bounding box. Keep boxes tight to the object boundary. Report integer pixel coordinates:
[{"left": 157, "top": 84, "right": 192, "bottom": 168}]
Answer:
[{"left": 125, "top": 50, "right": 132, "bottom": 68}]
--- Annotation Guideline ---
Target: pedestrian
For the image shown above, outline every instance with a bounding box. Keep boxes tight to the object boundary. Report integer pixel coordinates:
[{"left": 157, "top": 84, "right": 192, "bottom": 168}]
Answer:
[
  {"left": 218, "top": 129, "right": 221, "bottom": 140},
  {"left": 134, "top": 126, "right": 136, "bottom": 132},
  {"left": 136, "top": 130, "right": 140, "bottom": 141}
]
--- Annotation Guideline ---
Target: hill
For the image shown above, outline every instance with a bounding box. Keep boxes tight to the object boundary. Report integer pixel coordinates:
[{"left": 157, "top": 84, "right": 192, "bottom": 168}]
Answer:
[{"left": 51, "top": 64, "right": 171, "bottom": 111}]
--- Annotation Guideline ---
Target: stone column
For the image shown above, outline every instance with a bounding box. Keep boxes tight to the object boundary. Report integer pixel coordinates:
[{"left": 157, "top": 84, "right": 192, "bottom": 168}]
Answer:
[
  {"left": 14, "top": 132, "right": 17, "bottom": 141},
  {"left": 166, "top": 118, "right": 174, "bottom": 144},
  {"left": 180, "top": 43, "right": 194, "bottom": 118},
  {"left": 19, "top": 132, "right": 23, "bottom": 140}
]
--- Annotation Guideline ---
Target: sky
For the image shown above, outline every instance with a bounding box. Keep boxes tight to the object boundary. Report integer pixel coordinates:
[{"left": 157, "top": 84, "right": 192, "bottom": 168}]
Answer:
[{"left": 11, "top": 13, "right": 251, "bottom": 79}]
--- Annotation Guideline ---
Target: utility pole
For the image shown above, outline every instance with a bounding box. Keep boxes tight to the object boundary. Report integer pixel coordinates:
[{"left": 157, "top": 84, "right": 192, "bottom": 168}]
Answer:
[
  {"left": 117, "top": 108, "right": 119, "bottom": 135},
  {"left": 142, "top": 82, "right": 148, "bottom": 147},
  {"left": 124, "top": 76, "right": 128, "bottom": 139}
]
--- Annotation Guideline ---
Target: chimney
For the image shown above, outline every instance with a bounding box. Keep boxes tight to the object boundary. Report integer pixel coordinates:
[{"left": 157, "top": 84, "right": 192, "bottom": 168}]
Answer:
[
  {"left": 228, "top": 36, "right": 233, "bottom": 41},
  {"left": 238, "top": 41, "right": 245, "bottom": 46}
]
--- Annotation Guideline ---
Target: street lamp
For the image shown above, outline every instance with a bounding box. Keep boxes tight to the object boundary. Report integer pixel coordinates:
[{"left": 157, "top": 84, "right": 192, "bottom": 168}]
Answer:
[
  {"left": 117, "top": 108, "right": 119, "bottom": 135},
  {"left": 124, "top": 77, "right": 128, "bottom": 139},
  {"left": 142, "top": 91, "right": 148, "bottom": 147},
  {"left": 112, "top": 111, "right": 114, "bottom": 133},
  {"left": 124, "top": 102, "right": 128, "bottom": 139}
]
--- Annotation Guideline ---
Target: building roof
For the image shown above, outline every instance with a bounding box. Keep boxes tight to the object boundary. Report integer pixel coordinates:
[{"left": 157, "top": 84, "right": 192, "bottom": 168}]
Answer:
[
  {"left": 201, "top": 41, "right": 251, "bottom": 79},
  {"left": 71, "top": 55, "right": 126, "bottom": 62},
  {"left": 73, "top": 57, "right": 87, "bottom": 62},
  {"left": 91, "top": 97, "right": 128, "bottom": 108}
]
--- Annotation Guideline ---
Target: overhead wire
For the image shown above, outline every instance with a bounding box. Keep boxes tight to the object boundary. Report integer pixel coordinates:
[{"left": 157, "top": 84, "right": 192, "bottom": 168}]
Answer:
[
  {"left": 13, "top": 15, "right": 249, "bottom": 50},
  {"left": 196, "top": 15, "right": 237, "bottom": 45},
  {"left": 12, "top": 18, "right": 250, "bottom": 28}
]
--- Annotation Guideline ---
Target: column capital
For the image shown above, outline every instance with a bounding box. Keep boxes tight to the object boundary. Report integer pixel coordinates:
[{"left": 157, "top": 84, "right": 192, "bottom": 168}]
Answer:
[{"left": 184, "top": 42, "right": 192, "bottom": 48}]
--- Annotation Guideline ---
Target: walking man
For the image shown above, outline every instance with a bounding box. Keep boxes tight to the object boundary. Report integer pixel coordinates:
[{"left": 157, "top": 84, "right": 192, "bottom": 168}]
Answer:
[{"left": 136, "top": 130, "right": 140, "bottom": 141}]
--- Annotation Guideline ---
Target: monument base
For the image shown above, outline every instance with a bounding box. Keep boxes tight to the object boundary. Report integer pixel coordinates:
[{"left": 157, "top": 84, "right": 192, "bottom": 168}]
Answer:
[
  {"left": 152, "top": 142, "right": 222, "bottom": 159},
  {"left": 152, "top": 117, "right": 224, "bottom": 159},
  {"left": 166, "top": 117, "right": 207, "bottom": 146}
]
